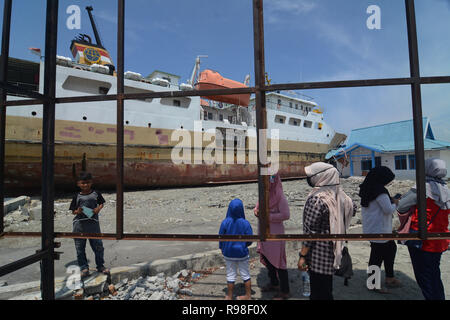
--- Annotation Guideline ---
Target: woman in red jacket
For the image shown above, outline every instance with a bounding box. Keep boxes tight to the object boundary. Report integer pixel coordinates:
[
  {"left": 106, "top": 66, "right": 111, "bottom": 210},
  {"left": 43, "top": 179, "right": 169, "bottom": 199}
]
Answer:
[{"left": 397, "top": 158, "right": 450, "bottom": 300}]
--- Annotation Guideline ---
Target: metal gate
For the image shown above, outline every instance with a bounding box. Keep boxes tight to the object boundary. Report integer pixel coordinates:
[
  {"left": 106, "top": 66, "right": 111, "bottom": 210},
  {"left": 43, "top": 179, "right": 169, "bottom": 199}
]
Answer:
[{"left": 1, "top": 0, "right": 449, "bottom": 300}]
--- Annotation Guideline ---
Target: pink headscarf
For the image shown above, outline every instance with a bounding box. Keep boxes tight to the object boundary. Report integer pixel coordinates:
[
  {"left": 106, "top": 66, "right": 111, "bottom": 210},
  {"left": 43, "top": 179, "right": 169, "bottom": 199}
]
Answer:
[{"left": 255, "top": 173, "right": 284, "bottom": 210}]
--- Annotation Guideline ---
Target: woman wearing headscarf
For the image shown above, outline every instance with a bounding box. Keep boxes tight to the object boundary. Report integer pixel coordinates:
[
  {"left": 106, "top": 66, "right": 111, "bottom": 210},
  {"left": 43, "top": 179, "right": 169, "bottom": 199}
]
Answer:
[
  {"left": 298, "top": 162, "right": 355, "bottom": 300},
  {"left": 254, "top": 172, "right": 290, "bottom": 300},
  {"left": 397, "top": 158, "right": 450, "bottom": 300},
  {"left": 359, "top": 166, "right": 401, "bottom": 292}
]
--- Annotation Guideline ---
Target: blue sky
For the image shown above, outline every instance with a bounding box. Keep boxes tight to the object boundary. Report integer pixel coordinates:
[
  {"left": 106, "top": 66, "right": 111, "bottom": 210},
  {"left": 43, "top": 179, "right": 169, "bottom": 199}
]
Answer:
[{"left": 2, "top": 0, "right": 450, "bottom": 141}]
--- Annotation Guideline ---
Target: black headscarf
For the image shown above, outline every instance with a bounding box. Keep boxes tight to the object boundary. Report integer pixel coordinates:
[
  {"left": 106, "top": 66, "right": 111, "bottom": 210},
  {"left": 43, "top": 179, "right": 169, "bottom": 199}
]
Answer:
[{"left": 358, "top": 166, "right": 395, "bottom": 207}]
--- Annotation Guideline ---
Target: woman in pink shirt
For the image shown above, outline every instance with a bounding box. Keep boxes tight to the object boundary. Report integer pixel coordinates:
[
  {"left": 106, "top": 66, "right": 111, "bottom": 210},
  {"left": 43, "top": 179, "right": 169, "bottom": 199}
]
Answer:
[{"left": 254, "top": 173, "right": 290, "bottom": 300}]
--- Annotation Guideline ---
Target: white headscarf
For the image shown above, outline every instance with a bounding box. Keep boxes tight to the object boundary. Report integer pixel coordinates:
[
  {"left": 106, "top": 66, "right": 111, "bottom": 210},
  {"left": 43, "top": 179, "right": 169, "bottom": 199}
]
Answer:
[
  {"left": 421, "top": 158, "right": 449, "bottom": 209},
  {"left": 305, "top": 162, "right": 354, "bottom": 269}
]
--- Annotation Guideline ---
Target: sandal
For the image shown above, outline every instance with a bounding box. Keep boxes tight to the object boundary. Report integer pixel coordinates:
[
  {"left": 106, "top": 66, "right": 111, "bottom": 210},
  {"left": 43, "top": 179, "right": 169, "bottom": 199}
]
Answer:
[
  {"left": 261, "top": 284, "right": 280, "bottom": 292},
  {"left": 385, "top": 278, "right": 402, "bottom": 289},
  {"left": 368, "top": 287, "right": 390, "bottom": 294},
  {"left": 81, "top": 269, "right": 90, "bottom": 278},
  {"left": 97, "top": 267, "right": 110, "bottom": 275},
  {"left": 272, "top": 292, "right": 290, "bottom": 300}
]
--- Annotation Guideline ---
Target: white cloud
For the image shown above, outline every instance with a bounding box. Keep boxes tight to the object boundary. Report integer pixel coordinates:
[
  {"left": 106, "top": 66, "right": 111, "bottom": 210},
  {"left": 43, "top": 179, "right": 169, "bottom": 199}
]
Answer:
[{"left": 265, "top": 0, "right": 316, "bottom": 24}]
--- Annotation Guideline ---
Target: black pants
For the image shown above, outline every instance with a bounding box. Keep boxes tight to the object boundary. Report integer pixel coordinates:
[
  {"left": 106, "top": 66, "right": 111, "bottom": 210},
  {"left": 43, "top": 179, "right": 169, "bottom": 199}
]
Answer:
[
  {"left": 262, "top": 255, "right": 290, "bottom": 294},
  {"left": 368, "top": 240, "right": 397, "bottom": 278},
  {"left": 309, "top": 271, "right": 333, "bottom": 300}
]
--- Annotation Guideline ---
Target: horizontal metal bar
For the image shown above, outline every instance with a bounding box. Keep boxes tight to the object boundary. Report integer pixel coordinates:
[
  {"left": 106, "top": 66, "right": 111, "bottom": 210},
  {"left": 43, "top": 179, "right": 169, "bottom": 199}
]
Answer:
[
  {"left": 5, "top": 75, "right": 450, "bottom": 107},
  {"left": 2, "top": 231, "right": 449, "bottom": 242},
  {"left": 0, "top": 249, "right": 49, "bottom": 277},
  {"left": 266, "top": 76, "right": 450, "bottom": 91}
]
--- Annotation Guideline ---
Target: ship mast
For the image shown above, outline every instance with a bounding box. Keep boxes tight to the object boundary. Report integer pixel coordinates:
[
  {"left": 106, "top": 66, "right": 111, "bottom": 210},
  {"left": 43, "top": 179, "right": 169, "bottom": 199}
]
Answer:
[{"left": 85, "top": 6, "right": 104, "bottom": 49}]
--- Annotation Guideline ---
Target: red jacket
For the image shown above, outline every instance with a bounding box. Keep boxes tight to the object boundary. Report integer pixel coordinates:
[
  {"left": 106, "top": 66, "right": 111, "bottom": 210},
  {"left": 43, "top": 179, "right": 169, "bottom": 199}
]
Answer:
[{"left": 410, "top": 198, "right": 450, "bottom": 253}]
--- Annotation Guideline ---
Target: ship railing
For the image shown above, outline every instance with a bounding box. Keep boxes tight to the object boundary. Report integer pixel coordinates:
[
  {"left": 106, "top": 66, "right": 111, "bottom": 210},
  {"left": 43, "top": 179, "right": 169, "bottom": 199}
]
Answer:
[
  {"left": 5, "top": 81, "right": 39, "bottom": 97},
  {"left": 266, "top": 101, "right": 309, "bottom": 116}
]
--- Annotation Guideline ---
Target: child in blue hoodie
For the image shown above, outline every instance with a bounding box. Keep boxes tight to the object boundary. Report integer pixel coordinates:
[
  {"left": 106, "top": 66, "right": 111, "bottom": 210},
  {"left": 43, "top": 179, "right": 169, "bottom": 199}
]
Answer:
[{"left": 219, "top": 198, "right": 253, "bottom": 300}]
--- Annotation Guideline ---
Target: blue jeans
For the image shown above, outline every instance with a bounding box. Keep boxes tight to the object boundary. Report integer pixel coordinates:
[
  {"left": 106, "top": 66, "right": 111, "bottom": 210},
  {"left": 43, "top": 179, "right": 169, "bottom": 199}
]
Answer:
[
  {"left": 73, "top": 219, "right": 105, "bottom": 271},
  {"left": 408, "top": 245, "right": 445, "bottom": 300}
]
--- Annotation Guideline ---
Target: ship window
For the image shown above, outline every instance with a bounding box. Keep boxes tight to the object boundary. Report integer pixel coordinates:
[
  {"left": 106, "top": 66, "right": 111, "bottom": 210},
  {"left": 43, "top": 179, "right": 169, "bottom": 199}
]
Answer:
[
  {"left": 295, "top": 104, "right": 298, "bottom": 109},
  {"left": 219, "top": 114, "right": 224, "bottom": 121},
  {"left": 289, "top": 118, "right": 301, "bottom": 126},
  {"left": 99, "top": 87, "right": 109, "bottom": 95},
  {"left": 161, "top": 97, "right": 190, "bottom": 108},
  {"left": 208, "top": 112, "right": 213, "bottom": 120},
  {"left": 275, "top": 115, "right": 286, "bottom": 124},
  {"left": 125, "top": 86, "right": 154, "bottom": 103},
  {"left": 148, "top": 123, "right": 152, "bottom": 128},
  {"left": 31, "top": 111, "right": 37, "bottom": 116},
  {"left": 289, "top": 102, "right": 293, "bottom": 108},
  {"left": 228, "top": 116, "right": 233, "bottom": 123},
  {"left": 304, "top": 120, "right": 312, "bottom": 128},
  {"left": 83, "top": 116, "right": 87, "bottom": 121},
  {"left": 62, "top": 76, "right": 112, "bottom": 95},
  {"left": 204, "top": 111, "right": 208, "bottom": 120}
]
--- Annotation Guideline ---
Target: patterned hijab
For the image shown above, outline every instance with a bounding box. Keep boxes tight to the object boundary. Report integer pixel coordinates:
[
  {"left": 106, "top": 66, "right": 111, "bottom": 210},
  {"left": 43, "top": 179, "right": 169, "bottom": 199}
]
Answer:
[
  {"left": 420, "top": 158, "right": 450, "bottom": 209},
  {"left": 305, "top": 162, "right": 354, "bottom": 269}
]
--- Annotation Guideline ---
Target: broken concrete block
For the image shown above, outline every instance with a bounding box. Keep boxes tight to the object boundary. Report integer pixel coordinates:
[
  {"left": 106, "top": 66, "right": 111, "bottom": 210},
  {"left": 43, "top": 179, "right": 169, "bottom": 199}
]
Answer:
[
  {"left": 83, "top": 274, "right": 108, "bottom": 295},
  {"left": 29, "top": 206, "right": 42, "bottom": 221},
  {"left": 4, "top": 196, "right": 30, "bottom": 215},
  {"left": 149, "top": 291, "right": 163, "bottom": 300}
]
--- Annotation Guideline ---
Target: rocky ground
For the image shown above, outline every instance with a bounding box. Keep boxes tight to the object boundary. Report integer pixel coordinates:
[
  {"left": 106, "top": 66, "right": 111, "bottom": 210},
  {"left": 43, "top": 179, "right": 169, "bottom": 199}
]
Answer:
[{"left": 2, "top": 176, "right": 418, "bottom": 241}]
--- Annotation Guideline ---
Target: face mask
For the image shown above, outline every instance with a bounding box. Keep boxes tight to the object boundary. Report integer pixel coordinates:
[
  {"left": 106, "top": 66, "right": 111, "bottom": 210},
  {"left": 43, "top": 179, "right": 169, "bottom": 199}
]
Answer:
[{"left": 306, "top": 167, "right": 338, "bottom": 188}]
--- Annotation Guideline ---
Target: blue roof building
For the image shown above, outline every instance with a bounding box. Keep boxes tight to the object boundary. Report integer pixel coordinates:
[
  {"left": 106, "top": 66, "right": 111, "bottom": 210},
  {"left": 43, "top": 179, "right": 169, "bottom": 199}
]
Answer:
[{"left": 327, "top": 118, "right": 450, "bottom": 179}]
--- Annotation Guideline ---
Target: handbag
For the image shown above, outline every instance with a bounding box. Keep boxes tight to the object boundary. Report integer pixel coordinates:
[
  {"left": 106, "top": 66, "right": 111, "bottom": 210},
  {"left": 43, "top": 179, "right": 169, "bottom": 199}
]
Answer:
[
  {"left": 334, "top": 245, "right": 353, "bottom": 286},
  {"left": 334, "top": 213, "right": 353, "bottom": 286}
]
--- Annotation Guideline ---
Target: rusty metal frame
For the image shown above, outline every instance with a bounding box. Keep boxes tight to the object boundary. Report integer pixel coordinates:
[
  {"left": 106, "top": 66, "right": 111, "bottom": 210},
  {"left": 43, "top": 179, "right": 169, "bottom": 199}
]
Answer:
[{"left": 0, "top": 0, "right": 449, "bottom": 300}]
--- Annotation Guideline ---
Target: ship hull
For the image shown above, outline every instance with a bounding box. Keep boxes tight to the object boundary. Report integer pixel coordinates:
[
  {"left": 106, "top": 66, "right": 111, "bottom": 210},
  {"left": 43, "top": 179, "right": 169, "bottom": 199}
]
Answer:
[{"left": 4, "top": 115, "right": 326, "bottom": 195}]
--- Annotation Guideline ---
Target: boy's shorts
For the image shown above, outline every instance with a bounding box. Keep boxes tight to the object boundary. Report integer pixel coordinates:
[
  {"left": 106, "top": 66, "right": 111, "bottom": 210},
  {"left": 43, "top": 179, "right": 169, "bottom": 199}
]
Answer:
[{"left": 224, "top": 256, "right": 251, "bottom": 284}]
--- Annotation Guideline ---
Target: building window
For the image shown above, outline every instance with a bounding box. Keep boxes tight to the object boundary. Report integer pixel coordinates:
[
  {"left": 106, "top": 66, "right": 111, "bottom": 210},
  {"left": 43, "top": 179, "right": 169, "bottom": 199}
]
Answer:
[
  {"left": 361, "top": 160, "right": 372, "bottom": 171},
  {"left": 409, "top": 154, "right": 416, "bottom": 170},
  {"left": 395, "top": 155, "right": 407, "bottom": 170},
  {"left": 361, "top": 157, "right": 382, "bottom": 171}
]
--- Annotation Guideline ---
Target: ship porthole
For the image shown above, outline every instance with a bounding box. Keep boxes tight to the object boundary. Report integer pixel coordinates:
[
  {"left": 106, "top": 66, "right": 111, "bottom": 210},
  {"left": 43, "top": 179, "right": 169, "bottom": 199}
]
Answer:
[
  {"left": 181, "top": 126, "right": 184, "bottom": 129},
  {"left": 148, "top": 123, "right": 152, "bottom": 128},
  {"left": 31, "top": 111, "right": 37, "bottom": 116},
  {"left": 83, "top": 116, "right": 87, "bottom": 121},
  {"left": 125, "top": 121, "right": 129, "bottom": 125}
]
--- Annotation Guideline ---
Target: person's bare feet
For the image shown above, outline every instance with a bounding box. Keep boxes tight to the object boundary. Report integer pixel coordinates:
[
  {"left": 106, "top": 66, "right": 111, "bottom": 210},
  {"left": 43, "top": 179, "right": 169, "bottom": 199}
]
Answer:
[
  {"left": 236, "top": 295, "right": 251, "bottom": 300},
  {"left": 225, "top": 295, "right": 233, "bottom": 300}
]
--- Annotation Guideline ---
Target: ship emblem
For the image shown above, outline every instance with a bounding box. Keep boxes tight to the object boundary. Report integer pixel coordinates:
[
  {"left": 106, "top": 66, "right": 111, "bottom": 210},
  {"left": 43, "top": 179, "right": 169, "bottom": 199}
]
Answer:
[{"left": 84, "top": 47, "right": 101, "bottom": 63}]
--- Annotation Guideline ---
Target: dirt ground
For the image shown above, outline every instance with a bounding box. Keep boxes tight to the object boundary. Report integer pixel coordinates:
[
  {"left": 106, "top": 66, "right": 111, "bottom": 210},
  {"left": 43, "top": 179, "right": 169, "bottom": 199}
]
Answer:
[{"left": 0, "top": 176, "right": 439, "bottom": 288}]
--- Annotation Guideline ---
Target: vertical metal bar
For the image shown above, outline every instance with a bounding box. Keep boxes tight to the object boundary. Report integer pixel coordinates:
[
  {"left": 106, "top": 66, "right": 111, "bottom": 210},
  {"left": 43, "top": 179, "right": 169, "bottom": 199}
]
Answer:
[
  {"left": 116, "top": 0, "right": 125, "bottom": 239},
  {"left": 405, "top": 0, "right": 427, "bottom": 239},
  {"left": 41, "top": 0, "right": 58, "bottom": 300},
  {"left": 0, "top": 0, "right": 12, "bottom": 235},
  {"left": 252, "top": 0, "right": 270, "bottom": 241}
]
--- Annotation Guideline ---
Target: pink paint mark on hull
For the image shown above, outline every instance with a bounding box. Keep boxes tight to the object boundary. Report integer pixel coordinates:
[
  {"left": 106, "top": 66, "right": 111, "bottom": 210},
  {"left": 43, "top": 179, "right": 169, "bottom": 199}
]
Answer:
[{"left": 59, "top": 131, "right": 81, "bottom": 139}]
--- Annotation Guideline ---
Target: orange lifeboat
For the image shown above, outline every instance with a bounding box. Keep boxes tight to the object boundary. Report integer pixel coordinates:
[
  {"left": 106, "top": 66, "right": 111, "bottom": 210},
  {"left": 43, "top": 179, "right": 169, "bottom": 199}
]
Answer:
[{"left": 195, "top": 69, "right": 250, "bottom": 107}]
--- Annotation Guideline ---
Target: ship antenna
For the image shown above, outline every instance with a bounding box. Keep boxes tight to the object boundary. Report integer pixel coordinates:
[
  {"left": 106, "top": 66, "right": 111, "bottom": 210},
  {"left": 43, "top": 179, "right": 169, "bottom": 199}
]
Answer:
[{"left": 86, "top": 6, "right": 104, "bottom": 49}]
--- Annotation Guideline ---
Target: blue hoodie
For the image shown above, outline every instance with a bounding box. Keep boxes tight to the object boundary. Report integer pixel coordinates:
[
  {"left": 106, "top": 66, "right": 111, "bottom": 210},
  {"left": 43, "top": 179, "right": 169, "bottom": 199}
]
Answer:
[{"left": 219, "top": 199, "right": 253, "bottom": 259}]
